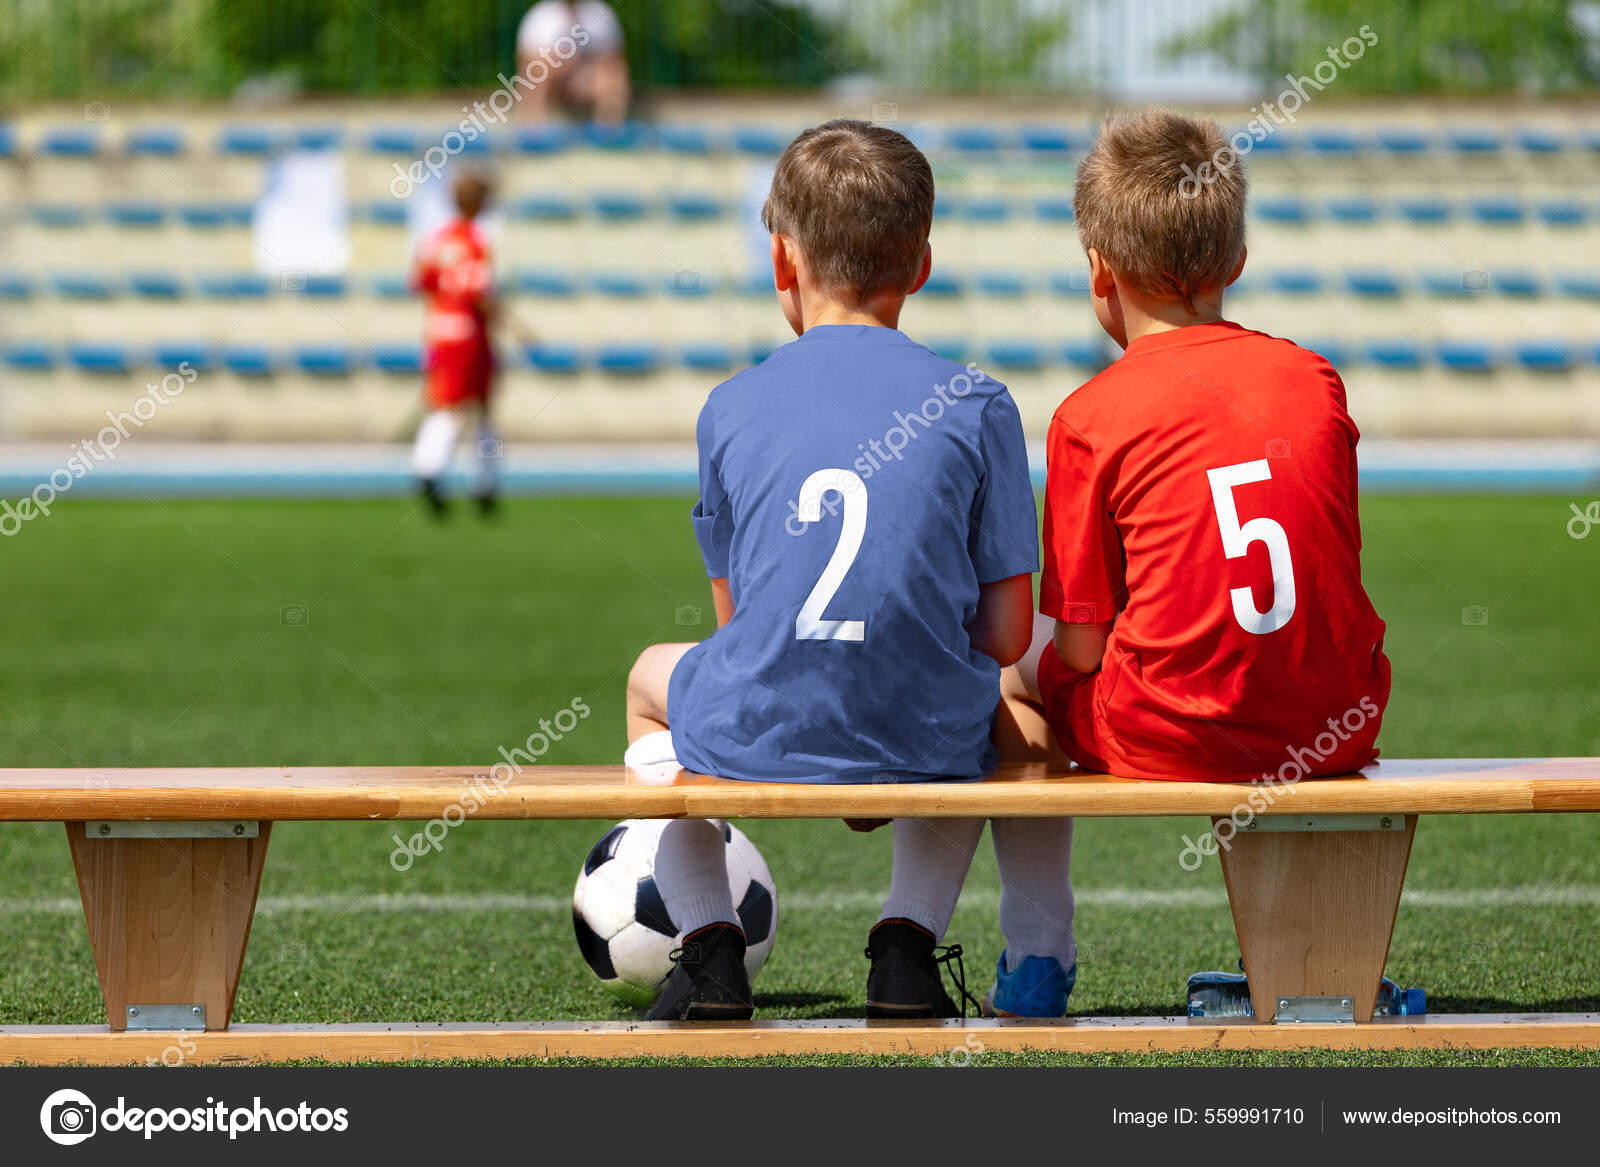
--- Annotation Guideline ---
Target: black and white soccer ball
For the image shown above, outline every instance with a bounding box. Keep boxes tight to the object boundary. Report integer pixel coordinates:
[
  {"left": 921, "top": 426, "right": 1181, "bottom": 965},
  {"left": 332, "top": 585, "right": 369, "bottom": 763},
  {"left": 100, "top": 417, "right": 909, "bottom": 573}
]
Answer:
[{"left": 572, "top": 819, "right": 778, "bottom": 1007}]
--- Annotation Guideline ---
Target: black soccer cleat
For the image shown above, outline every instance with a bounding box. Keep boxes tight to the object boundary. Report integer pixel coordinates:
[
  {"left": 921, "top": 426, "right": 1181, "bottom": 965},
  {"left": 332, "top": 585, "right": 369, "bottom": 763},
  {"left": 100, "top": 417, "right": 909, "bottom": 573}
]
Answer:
[
  {"left": 646, "top": 922, "right": 754, "bottom": 1021},
  {"left": 418, "top": 477, "right": 449, "bottom": 517},
  {"left": 865, "top": 917, "right": 978, "bottom": 1019},
  {"left": 474, "top": 491, "right": 499, "bottom": 518}
]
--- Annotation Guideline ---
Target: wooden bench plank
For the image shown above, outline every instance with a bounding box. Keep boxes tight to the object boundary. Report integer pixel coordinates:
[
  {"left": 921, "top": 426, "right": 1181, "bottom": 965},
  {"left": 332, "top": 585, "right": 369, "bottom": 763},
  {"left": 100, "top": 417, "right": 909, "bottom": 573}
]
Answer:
[
  {"left": 2, "top": 759, "right": 1599, "bottom": 821},
  {"left": 3, "top": 1015, "right": 1600, "bottom": 1063}
]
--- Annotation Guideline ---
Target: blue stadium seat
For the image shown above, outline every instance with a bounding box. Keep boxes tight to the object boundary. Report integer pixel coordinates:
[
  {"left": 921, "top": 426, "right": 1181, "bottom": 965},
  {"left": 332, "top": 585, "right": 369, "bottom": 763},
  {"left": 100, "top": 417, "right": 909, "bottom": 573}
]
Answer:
[
  {"left": 1516, "top": 128, "right": 1566, "bottom": 153},
  {"left": 1034, "top": 196, "right": 1075, "bottom": 222},
  {"left": 221, "top": 345, "right": 275, "bottom": 376},
  {"left": 1447, "top": 128, "right": 1502, "bottom": 153},
  {"left": 926, "top": 338, "right": 968, "bottom": 363},
  {"left": 1554, "top": 272, "right": 1600, "bottom": 298},
  {"left": 51, "top": 272, "right": 117, "bottom": 299},
  {"left": 945, "top": 125, "right": 1004, "bottom": 152},
  {"left": 361, "top": 200, "right": 407, "bottom": 226},
  {"left": 590, "top": 271, "right": 648, "bottom": 297},
  {"left": 38, "top": 127, "right": 99, "bottom": 156},
  {"left": 512, "top": 124, "right": 568, "bottom": 154},
  {"left": 1301, "top": 339, "right": 1352, "bottom": 368},
  {"left": 592, "top": 191, "right": 648, "bottom": 219},
  {"left": 1047, "top": 270, "right": 1090, "bottom": 297},
  {"left": 930, "top": 196, "right": 956, "bottom": 220},
  {"left": 1513, "top": 340, "right": 1572, "bottom": 371},
  {"left": 665, "top": 192, "right": 724, "bottom": 221},
  {"left": 1490, "top": 270, "right": 1542, "bottom": 298},
  {"left": 1436, "top": 340, "right": 1495, "bottom": 371},
  {"left": 918, "top": 271, "right": 963, "bottom": 297},
  {"left": 1306, "top": 128, "right": 1364, "bottom": 155},
  {"left": 106, "top": 201, "right": 168, "bottom": 227},
  {"left": 294, "top": 344, "right": 355, "bottom": 375},
  {"left": 1254, "top": 196, "right": 1310, "bottom": 225},
  {"left": 68, "top": 342, "right": 131, "bottom": 373},
  {"left": 217, "top": 125, "right": 278, "bottom": 155},
  {"left": 1396, "top": 197, "right": 1453, "bottom": 224},
  {"left": 962, "top": 197, "right": 1012, "bottom": 222},
  {"left": 125, "top": 126, "right": 185, "bottom": 156},
  {"left": 1345, "top": 269, "right": 1405, "bottom": 297},
  {"left": 1019, "top": 125, "right": 1079, "bottom": 153},
  {"left": 732, "top": 126, "right": 786, "bottom": 155},
  {"left": 0, "top": 125, "right": 14, "bottom": 158},
  {"left": 1326, "top": 196, "right": 1380, "bottom": 224},
  {"left": 1537, "top": 199, "right": 1586, "bottom": 226},
  {"left": 178, "top": 202, "right": 253, "bottom": 228},
  {"left": 524, "top": 343, "right": 581, "bottom": 373},
  {"left": 370, "top": 273, "right": 414, "bottom": 299},
  {"left": 680, "top": 342, "right": 735, "bottom": 372},
  {"left": 128, "top": 271, "right": 185, "bottom": 299},
  {"left": 513, "top": 192, "right": 580, "bottom": 220},
  {"left": 984, "top": 341, "right": 1044, "bottom": 370},
  {"left": 658, "top": 125, "right": 712, "bottom": 154},
  {"left": 513, "top": 269, "right": 579, "bottom": 297},
  {"left": 293, "top": 126, "right": 343, "bottom": 151},
  {"left": 0, "top": 272, "right": 36, "bottom": 299},
  {"left": 371, "top": 343, "right": 424, "bottom": 374},
  {"left": 1469, "top": 197, "right": 1525, "bottom": 225},
  {"left": 1269, "top": 268, "right": 1323, "bottom": 295},
  {"left": 196, "top": 272, "right": 270, "bottom": 298},
  {"left": 975, "top": 270, "right": 1027, "bottom": 297},
  {"left": 3, "top": 341, "right": 55, "bottom": 370},
  {"left": 367, "top": 127, "right": 418, "bottom": 154},
  {"left": 1376, "top": 128, "right": 1431, "bottom": 154},
  {"left": 748, "top": 340, "right": 780, "bottom": 365},
  {"left": 152, "top": 342, "right": 212, "bottom": 371},
  {"left": 30, "top": 204, "right": 90, "bottom": 228},
  {"left": 1246, "top": 131, "right": 1288, "bottom": 154},
  {"left": 1365, "top": 340, "right": 1423, "bottom": 369},
  {"left": 595, "top": 343, "right": 660, "bottom": 374},
  {"left": 586, "top": 122, "right": 648, "bottom": 150},
  {"left": 665, "top": 271, "right": 711, "bottom": 296},
  {"left": 737, "top": 271, "right": 774, "bottom": 298},
  {"left": 1420, "top": 270, "right": 1472, "bottom": 296},
  {"left": 1062, "top": 338, "right": 1104, "bottom": 368},
  {"left": 295, "top": 273, "right": 347, "bottom": 298}
]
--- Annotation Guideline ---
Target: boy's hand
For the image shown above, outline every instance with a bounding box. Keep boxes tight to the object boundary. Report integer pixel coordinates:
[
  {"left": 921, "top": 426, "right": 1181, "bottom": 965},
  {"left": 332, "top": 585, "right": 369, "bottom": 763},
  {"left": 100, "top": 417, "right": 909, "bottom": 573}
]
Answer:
[{"left": 844, "top": 817, "right": 890, "bottom": 833}]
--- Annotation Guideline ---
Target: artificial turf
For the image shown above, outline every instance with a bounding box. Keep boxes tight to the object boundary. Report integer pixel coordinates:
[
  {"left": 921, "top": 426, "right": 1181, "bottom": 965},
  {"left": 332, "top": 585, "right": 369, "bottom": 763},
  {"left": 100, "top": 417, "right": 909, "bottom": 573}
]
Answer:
[{"left": 1, "top": 495, "right": 1596, "bottom": 1065}]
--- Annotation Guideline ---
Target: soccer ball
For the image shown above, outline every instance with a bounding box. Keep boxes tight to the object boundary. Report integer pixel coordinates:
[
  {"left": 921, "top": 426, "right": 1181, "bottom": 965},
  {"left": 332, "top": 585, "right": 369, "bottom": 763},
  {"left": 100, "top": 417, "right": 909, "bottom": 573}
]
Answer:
[{"left": 572, "top": 819, "right": 778, "bottom": 1007}]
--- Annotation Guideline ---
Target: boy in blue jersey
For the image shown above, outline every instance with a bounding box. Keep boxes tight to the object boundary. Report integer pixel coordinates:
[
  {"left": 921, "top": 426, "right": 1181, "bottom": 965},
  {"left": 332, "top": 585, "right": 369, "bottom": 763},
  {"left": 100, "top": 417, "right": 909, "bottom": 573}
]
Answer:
[{"left": 623, "top": 120, "right": 1075, "bottom": 1021}]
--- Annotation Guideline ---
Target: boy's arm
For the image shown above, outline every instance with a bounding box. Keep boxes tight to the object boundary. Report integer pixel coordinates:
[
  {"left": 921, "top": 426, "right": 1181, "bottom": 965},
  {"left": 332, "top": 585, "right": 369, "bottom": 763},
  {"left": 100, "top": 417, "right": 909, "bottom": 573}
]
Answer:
[
  {"left": 1052, "top": 618, "right": 1114, "bottom": 675},
  {"left": 711, "top": 578, "right": 734, "bottom": 628},
  {"left": 969, "top": 573, "right": 1034, "bottom": 666}
]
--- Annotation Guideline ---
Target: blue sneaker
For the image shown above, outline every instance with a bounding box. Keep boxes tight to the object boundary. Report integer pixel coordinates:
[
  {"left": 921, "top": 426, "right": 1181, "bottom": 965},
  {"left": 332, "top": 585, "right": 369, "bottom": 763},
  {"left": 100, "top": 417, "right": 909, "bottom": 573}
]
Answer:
[{"left": 983, "top": 951, "right": 1076, "bottom": 1018}]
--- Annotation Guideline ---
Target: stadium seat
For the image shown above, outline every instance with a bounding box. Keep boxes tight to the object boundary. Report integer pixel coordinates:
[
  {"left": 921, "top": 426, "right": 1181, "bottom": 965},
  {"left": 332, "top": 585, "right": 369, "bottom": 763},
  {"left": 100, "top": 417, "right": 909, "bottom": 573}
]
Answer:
[
  {"left": 962, "top": 197, "right": 1012, "bottom": 222},
  {"left": 512, "top": 192, "right": 580, "bottom": 221},
  {"left": 524, "top": 342, "right": 582, "bottom": 373},
  {"left": 657, "top": 125, "right": 712, "bottom": 154},
  {"left": 367, "top": 127, "right": 417, "bottom": 154},
  {"left": 1306, "top": 128, "right": 1364, "bottom": 155},
  {"left": 1512, "top": 340, "right": 1573, "bottom": 372},
  {"left": 1061, "top": 338, "right": 1104, "bottom": 368},
  {"left": 1302, "top": 339, "right": 1352, "bottom": 368},
  {"left": 29, "top": 204, "right": 90, "bottom": 228},
  {"left": 945, "top": 125, "right": 1003, "bottom": 152},
  {"left": 1490, "top": 270, "right": 1542, "bottom": 298},
  {"left": 1420, "top": 270, "right": 1472, "bottom": 297},
  {"left": 220, "top": 345, "right": 275, "bottom": 375},
  {"left": 128, "top": 271, "right": 185, "bottom": 299},
  {"left": 926, "top": 338, "right": 968, "bottom": 363},
  {"left": 595, "top": 343, "right": 661, "bottom": 374},
  {"left": 1019, "top": 125, "right": 1080, "bottom": 153},
  {"left": 732, "top": 126, "right": 786, "bottom": 155},
  {"left": 1536, "top": 199, "right": 1586, "bottom": 226},
  {"left": 217, "top": 125, "right": 278, "bottom": 155},
  {"left": 290, "top": 273, "right": 346, "bottom": 298},
  {"left": 590, "top": 271, "right": 649, "bottom": 298},
  {"left": 370, "top": 273, "right": 414, "bottom": 299},
  {"left": 294, "top": 344, "right": 356, "bottom": 375},
  {"left": 197, "top": 272, "right": 271, "bottom": 299},
  {"left": 125, "top": 126, "right": 185, "bottom": 155},
  {"left": 514, "top": 269, "right": 580, "bottom": 297},
  {"left": 665, "top": 192, "right": 724, "bottom": 221},
  {"left": 680, "top": 342, "right": 735, "bottom": 371},
  {"left": 38, "top": 126, "right": 98, "bottom": 156},
  {"left": 1046, "top": 270, "right": 1090, "bottom": 297},
  {"left": 1516, "top": 128, "right": 1567, "bottom": 153},
  {"left": 67, "top": 342, "right": 132, "bottom": 374},
  {"left": 178, "top": 202, "right": 254, "bottom": 228},
  {"left": 748, "top": 340, "right": 780, "bottom": 364},
  {"left": 512, "top": 124, "right": 568, "bottom": 154},
  {"left": 665, "top": 271, "right": 711, "bottom": 296},
  {"left": 1396, "top": 197, "right": 1453, "bottom": 225},
  {"left": 106, "top": 201, "right": 168, "bottom": 227},
  {"left": 371, "top": 343, "right": 424, "bottom": 374},
  {"left": 984, "top": 340, "right": 1045, "bottom": 370},
  {"left": 0, "top": 125, "right": 14, "bottom": 158},
  {"left": 592, "top": 191, "right": 649, "bottom": 219},
  {"left": 1268, "top": 268, "right": 1323, "bottom": 295},
  {"left": 1365, "top": 340, "right": 1424, "bottom": 369},
  {"left": 1447, "top": 127, "right": 1502, "bottom": 153},
  {"left": 1376, "top": 128, "right": 1431, "bottom": 154},
  {"left": 1554, "top": 272, "right": 1600, "bottom": 299},
  {"left": 1344, "top": 269, "right": 1405, "bottom": 297},
  {"left": 585, "top": 122, "right": 647, "bottom": 150},
  {"left": 2, "top": 340, "right": 56, "bottom": 370},
  {"left": 1469, "top": 197, "right": 1525, "bottom": 225},
  {"left": 1436, "top": 340, "right": 1496, "bottom": 371},
  {"left": 293, "top": 125, "right": 343, "bottom": 151},
  {"left": 51, "top": 272, "right": 117, "bottom": 299},
  {"left": 1326, "top": 196, "right": 1380, "bottom": 224},
  {"left": 361, "top": 200, "right": 407, "bottom": 226},
  {"left": 975, "top": 270, "right": 1027, "bottom": 297},
  {"left": 736, "top": 270, "right": 775, "bottom": 298},
  {"left": 0, "top": 272, "right": 34, "bottom": 299},
  {"left": 1034, "top": 195, "right": 1075, "bottom": 222},
  {"left": 1254, "top": 196, "right": 1310, "bottom": 225},
  {"left": 152, "top": 342, "right": 212, "bottom": 370},
  {"left": 918, "top": 272, "right": 963, "bottom": 297}
]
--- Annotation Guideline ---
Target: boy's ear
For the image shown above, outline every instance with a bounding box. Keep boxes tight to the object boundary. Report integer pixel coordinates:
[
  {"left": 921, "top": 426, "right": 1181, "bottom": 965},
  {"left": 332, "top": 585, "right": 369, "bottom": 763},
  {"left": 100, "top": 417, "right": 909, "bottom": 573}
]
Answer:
[
  {"left": 905, "top": 242, "right": 933, "bottom": 296},
  {"left": 770, "top": 234, "right": 799, "bottom": 292},
  {"left": 1225, "top": 245, "right": 1248, "bottom": 287},
  {"left": 1087, "top": 248, "right": 1116, "bottom": 299}
]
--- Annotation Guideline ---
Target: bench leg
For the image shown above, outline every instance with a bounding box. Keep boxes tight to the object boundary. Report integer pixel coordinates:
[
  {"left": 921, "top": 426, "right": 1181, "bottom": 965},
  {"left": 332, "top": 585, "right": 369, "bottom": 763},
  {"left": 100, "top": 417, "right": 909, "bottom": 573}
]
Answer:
[
  {"left": 66, "top": 822, "right": 272, "bottom": 1032},
  {"left": 1215, "top": 815, "right": 1415, "bottom": 1022}
]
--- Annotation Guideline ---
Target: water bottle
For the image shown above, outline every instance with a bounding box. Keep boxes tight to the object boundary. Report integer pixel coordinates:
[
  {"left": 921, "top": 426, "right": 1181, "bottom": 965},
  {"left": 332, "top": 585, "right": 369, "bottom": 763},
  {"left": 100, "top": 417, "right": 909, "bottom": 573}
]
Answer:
[
  {"left": 1188, "top": 970, "right": 1426, "bottom": 1018},
  {"left": 1374, "top": 976, "right": 1427, "bottom": 1016}
]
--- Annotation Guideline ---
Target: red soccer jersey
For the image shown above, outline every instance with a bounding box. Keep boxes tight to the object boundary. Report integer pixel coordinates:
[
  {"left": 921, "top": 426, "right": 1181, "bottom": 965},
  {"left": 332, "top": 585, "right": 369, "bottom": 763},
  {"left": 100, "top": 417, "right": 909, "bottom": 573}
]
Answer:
[
  {"left": 415, "top": 217, "right": 494, "bottom": 406},
  {"left": 1039, "top": 321, "right": 1390, "bottom": 781}
]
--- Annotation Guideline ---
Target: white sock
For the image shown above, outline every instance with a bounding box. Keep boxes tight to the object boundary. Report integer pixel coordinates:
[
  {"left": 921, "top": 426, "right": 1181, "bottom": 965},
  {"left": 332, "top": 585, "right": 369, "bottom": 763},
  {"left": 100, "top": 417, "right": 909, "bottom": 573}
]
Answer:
[
  {"left": 653, "top": 818, "right": 736, "bottom": 936},
  {"left": 990, "top": 817, "right": 1076, "bottom": 971},
  {"left": 412, "top": 410, "right": 462, "bottom": 479},
  {"left": 877, "top": 817, "right": 986, "bottom": 940},
  {"left": 473, "top": 417, "right": 500, "bottom": 495}
]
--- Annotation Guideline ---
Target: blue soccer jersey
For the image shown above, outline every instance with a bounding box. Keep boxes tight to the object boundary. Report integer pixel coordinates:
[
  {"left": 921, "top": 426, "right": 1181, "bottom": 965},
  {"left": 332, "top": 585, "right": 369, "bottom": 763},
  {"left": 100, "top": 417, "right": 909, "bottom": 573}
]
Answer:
[{"left": 667, "top": 324, "right": 1039, "bottom": 783}]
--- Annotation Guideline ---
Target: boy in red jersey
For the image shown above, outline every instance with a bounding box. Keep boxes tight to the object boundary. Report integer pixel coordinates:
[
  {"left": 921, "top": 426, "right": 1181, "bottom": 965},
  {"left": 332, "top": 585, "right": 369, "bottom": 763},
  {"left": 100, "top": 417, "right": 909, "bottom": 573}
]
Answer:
[
  {"left": 996, "top": 108, "right": 1391, "bottom": 783},
  {"left": 411, "top": 171, "right": 501, "bottom": 516}
]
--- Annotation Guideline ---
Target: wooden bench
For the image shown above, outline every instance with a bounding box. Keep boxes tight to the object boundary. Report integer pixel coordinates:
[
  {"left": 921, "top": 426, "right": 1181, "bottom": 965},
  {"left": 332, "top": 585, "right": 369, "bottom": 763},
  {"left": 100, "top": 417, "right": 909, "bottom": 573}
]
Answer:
[{"left": 3, "top": 757, "right": 1599, "bottom": 1063}]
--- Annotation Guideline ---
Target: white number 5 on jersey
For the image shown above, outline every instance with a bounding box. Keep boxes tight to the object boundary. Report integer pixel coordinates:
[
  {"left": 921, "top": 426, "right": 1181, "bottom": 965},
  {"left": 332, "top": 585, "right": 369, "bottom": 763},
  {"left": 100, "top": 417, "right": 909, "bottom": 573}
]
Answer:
[
  {"left": 793, "top": 468, "right": 867, "bottom": 642},
  {"left": 1206, "top": 460, "right": 1297, "bottom": 635}
]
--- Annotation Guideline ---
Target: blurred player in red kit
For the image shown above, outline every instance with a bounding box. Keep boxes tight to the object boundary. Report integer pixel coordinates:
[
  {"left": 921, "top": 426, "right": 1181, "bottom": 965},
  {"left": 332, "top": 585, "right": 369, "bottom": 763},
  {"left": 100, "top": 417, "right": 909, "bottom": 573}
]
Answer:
[{"left": 411, "top": 170, "right": 502, "bottom": 516}]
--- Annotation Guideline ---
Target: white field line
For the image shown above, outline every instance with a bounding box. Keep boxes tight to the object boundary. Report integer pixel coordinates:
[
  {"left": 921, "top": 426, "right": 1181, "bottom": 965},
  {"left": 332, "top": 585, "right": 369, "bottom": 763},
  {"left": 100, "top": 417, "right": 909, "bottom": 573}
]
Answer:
[{"left": 5, "top": 886, "right": 1600, "bottom": 915}]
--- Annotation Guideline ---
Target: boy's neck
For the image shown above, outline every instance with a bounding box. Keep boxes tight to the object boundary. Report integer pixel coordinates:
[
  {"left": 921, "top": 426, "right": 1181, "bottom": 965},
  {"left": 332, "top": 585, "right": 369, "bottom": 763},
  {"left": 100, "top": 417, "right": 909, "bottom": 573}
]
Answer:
[
  {"left": 1120, "top": 292, "right": 1227, "bottom": 346},
  {"left": 799, "top": 291, "right": 905, "bottom": 333}
]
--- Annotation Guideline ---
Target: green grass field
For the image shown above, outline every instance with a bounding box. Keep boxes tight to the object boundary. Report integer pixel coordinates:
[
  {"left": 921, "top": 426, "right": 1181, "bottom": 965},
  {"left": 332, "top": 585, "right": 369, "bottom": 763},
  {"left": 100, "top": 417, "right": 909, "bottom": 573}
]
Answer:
[{"left": 1, "top": 494, "right": 1597, "bottom": 1066}]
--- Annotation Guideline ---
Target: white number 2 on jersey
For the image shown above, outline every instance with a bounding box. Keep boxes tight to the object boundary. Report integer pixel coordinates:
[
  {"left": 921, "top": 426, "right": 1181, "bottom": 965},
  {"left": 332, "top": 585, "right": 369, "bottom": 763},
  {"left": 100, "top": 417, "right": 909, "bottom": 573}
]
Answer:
[
  {"left": 793, "top": 468, "right": 867, "bottom": 642},
  {"left": 1206, "top": 460, "right": 1297, "bottom": 635}
]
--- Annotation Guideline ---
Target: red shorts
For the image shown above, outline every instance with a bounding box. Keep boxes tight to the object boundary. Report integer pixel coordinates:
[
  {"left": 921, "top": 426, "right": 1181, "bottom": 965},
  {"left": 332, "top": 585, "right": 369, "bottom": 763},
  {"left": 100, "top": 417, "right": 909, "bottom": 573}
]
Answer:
[
  {"left": 1036, "top": 645, "right": 1116, "bottom": 774},
  {"left": 426, "top": 343, "right": 493, "bottom": 408}
]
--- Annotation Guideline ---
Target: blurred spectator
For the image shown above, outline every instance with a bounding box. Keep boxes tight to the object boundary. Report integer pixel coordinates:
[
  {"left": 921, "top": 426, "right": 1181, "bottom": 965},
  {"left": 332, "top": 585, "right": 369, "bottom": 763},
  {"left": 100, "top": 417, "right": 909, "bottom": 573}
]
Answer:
[{"left": 516, "top": 1, "right": 630, "bottom": 126}]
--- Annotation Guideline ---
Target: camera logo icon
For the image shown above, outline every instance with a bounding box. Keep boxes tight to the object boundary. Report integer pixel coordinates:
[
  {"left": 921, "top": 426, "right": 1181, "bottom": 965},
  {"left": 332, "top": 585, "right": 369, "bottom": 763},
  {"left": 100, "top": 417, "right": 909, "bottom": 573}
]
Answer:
[
  {"left": 872, "top": 100, "right": 899, "bottom": 122},
  {"left": 477, "top": 436, "right": 504, "bottom": 459},
  {"left": 1265, "top": 438, "right": 1292, "bottom": 460},
  {"left": 674, "top": 605, "right": 702, "bottom": 627},
  {"left": 1066, "top": 603, "right": 1098, "bottom": 623},
  {"left": 1461, "top": 270, "right": 1490, "bottom": 292},
  {"left": 673, "top": 270, "right": 702, "bottom": 292},
  {"left": 280, "top": 603, "right": 309, "bottom": 627},
  {"left": 40, "top": 1088, "right": 97, "bottom": 1145},
  {"left": 82, "top": 101, "right": 111, "bottom": 122},
  {"left": 280, "top": 269, "right": 308, "bottom": 292},
  {"left": 1461, "top": 604, "right": 1490, "bottom": 627}
]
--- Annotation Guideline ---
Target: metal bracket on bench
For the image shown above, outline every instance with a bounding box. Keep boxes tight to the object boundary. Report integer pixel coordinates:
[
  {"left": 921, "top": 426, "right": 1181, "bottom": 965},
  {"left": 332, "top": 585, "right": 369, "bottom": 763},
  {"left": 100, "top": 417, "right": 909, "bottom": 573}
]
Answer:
[
  {"left": 1243, "top": 814, "right": 1404, "bottom": 833},
  {"left": 1273, "top": 996, "right": 1356, "bottom": 1024},
  {"left": 126, "top": 1004, "right": 206, "bottom": 1031},
  {"left": 87, "top": 821, "right": 259, "bottom": 839}
]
